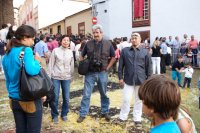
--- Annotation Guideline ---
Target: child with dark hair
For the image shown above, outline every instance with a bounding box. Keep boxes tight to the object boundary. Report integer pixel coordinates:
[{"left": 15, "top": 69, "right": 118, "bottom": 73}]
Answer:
[
  {"left": 139, "top": 75, "right": 181, "bottom": 133},
  {"left": 172, "top": 55, "right": 184, "bottom": 87}
]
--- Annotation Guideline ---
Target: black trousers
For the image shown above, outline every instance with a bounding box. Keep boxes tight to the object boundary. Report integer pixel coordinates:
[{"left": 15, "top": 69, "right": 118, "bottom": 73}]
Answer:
[
  {"left": 183, "top": 77, "right": 192, "bottom": 88},
  {"left": 161, "top": 54, "right": 167, "bottom": 73}
]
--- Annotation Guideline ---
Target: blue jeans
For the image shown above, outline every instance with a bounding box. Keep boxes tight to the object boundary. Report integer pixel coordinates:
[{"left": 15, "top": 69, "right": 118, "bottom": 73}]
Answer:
[
  {"left": 80, "top": 71, "right": 110, "bottom": 117},
  {"left": 192, "top": 49, "right": 198, "bottom": 66},
  {"left": 11, "top": 99, "right": 42, "bottom": 133},
  {"left": 172, "top": 70, "right": 182, "bottom": 85},
  {"left": 51, "top": 79, "right": 70, "bottom": 119}
]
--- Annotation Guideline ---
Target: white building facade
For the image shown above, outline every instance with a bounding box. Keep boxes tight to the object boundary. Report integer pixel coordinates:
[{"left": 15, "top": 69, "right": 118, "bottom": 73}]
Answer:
[{"left": 92, "top": 0, "right": 200, "bottom": 42}]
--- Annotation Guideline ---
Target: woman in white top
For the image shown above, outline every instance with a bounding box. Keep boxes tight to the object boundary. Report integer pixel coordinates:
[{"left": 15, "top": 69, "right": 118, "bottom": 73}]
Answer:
[
  {"left": 176, "top": 107, "right": 197, "bottom": 133},
  {"left": 48, "top": 35, "right": 74, "bottom": 123}
]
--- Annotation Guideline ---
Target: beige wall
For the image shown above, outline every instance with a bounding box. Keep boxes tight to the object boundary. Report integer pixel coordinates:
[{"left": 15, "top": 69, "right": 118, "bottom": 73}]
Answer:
[
  {"left": 48, "top": 20, "right": 65, "bottom": 35},
  {"left": 65, "top": 9, "right": 92, "bottom": 35}
]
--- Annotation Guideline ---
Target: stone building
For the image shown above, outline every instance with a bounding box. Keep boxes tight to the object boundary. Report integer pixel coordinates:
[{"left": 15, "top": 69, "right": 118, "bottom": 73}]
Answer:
[{"left": 0, "top": 0, "right": 14, "bottom": 27}]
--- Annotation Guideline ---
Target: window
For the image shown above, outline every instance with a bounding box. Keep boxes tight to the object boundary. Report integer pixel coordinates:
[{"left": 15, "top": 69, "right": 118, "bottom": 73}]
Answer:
[
  {"left": 132, "top": 0, "right": 150, "bottom": 27},
  {"left": 67, "top": 26, "right": 72, "bottom": 36},
  {"left": 78, "top": 22, "right": 85, "bottom": 36},
  {"left": 50, "top": 28, "right": 53, "bottom": 34},
  {"left": 57, "top": 25, "right": 61, "bottom": 34},
  {"left": 135, "top": 30, "right": 150, "bottom": 43}
]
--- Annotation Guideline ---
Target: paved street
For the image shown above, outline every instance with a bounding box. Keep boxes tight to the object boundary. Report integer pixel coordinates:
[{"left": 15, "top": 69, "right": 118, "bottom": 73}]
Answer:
[{"left": 0, "top": 73, "right": 5, "bottom": 81}]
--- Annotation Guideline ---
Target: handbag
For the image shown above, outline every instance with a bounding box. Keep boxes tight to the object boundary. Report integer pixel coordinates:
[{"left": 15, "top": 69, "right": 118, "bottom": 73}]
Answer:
[
  {"left": 19, "top": 47, "right": 54, "bottom": 101},
  {"left": 78, "top": 58, "right": 90, "bottom": 75}
]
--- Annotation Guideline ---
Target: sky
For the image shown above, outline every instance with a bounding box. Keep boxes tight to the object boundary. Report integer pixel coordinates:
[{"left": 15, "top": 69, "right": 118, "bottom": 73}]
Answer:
[
  {"left": 12, "top": 0, "right": 90, "bottom": 29},
  {"left": 13, "top": 0, "right": 25, "bottom": 7}
]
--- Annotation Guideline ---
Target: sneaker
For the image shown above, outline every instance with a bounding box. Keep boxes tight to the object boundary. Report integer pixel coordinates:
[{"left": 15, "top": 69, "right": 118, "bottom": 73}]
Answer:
[
  {"left": 100, "top": 113, "right": 111, "bottom": 121},
  {"left": 61, "top": 116, "right": 67, "bottom": 122},
  {"left": 134, "top": 121, "right": 142, "bottom": 129},
  {"left": 77, "top": 116, "right": 85, "bottom": 123},
  {"left": 178, "top": 84, "right": 182, "bottom": 88},
  {"left": 52, "top": 117, "right": 58, "bottom": 124},
  {"left": 112, "top": 118, "right": 126, "bottom": 125}
]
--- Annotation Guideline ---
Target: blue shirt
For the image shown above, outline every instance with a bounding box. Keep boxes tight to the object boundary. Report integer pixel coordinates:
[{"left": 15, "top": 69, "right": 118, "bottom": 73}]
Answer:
[
  {"left": 2, "top": 46, "right": 40, "bottom": 100},
  {"left": 160, "top": 43, "right": 168, "bottom": 54},
  {"left": 34, "top": 40, "right": 48, "bottom": 57},
  {"left": 150, "top": 122, "right": 181, "bottom": 133},
  {"left": 118, "top": 46, "right": 152, "bottom": 85}
]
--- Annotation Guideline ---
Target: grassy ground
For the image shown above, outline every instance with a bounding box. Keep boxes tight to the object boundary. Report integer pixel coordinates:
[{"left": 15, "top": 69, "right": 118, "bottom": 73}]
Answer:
[{"left": 0, "top": 68, "right": 200, "bottom": 133}]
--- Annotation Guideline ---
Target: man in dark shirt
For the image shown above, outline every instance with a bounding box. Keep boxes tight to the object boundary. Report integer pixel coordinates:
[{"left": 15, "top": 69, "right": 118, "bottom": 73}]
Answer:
[
  {"left": 116, "top": 32, "right": 152, "bottom": 128},
  {"left": 77, "top": 24, "right": 116, "bottom": 123},
  {"left": 172, "top": 55, "right": 184, "bottom": 87}
]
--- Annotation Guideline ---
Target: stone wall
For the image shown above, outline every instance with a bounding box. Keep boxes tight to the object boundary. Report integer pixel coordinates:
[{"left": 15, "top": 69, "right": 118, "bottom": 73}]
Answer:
[{"left": 0, "top": 0, "right": 14, "bottom": 27}]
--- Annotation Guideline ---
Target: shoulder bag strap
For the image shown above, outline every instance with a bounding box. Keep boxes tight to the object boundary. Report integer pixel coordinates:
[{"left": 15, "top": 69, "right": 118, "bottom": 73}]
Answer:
[{"left": 19, "top": 47, "right": 26, "bottom": 68}]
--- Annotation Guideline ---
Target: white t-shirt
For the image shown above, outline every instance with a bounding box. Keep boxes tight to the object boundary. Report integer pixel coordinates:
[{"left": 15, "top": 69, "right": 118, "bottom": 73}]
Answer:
[
  {"left": 0, "top": 28, "right": 8, "bottom": 42},
  {"left": 181, "top": 38, "right": 190, "bottom": 47},
  {"left": 167, "top": 46, "right": 171, "bottom": 54},
  {"left": 75, "top": 43, "right": 81, "bottom": 60},
  {"left": 118, "top": 41, "right": 131, "bottom": 51},
  {"left": 184, "top": 67, "right": 194, "bottom": 78}
]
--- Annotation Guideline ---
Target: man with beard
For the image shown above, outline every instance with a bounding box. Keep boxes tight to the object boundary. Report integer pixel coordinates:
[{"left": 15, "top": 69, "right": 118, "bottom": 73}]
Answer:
[{"left": 77, "top": 24, "right": 116, "bottom": 123}]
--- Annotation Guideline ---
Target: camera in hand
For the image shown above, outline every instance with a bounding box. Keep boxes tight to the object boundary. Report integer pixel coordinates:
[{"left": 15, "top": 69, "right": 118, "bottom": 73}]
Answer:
[{"left": 91, "top": 58, "right": 102, "bottom": 72}]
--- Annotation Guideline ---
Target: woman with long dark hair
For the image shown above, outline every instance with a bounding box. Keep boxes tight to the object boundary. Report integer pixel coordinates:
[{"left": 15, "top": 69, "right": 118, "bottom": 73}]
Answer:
[{"left": 2, "top": 25, "right": 44, "bottom": 133}]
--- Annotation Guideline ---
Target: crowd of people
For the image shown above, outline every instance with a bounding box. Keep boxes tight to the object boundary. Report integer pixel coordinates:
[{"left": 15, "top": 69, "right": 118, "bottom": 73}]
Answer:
[{"left": 0, "top": 23, "right": 199, "bottom": 133}]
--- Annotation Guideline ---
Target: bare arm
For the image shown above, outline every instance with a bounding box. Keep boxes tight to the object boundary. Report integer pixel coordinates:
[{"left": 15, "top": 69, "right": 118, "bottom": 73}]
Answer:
[
  {"left": 177, "top": 118, "right": 193, "bottom": 133},
  {"left": 106, "top": 57, "right": 115, "bottom": 71},
  {"left": 79, "top": 55, "right": 84, "bottom": 61}
]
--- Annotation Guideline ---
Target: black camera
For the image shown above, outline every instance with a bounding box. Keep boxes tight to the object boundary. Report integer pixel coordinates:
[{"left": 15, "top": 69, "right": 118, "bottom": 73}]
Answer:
[{"left": 92, "top": 59, "right": 102, "bottom": 71}]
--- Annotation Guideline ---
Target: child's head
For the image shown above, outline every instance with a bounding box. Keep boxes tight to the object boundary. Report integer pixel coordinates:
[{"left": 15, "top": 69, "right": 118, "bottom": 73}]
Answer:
[
  {"left": 177, "top": 54, "right": 183, "bottom": 63},
  {"left": 139, "top": 75, "right": 181, "bottom": 120},
  {"left": 187, "top": 63, "right": 192, "bottom": 68}
]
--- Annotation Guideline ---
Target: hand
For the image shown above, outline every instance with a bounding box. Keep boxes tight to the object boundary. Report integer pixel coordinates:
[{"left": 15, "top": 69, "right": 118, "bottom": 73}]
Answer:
[
  {"left": 119, "top": 79, "right": 124, "bottom": 87},
  {"left": 4, "top": 46, "right": 6, "bottom": 51},
  {"left": 106, "top": 67, "right": 110, "bottom": 72},
  {"left": 34, "top": 52, "right": 41, "bottom": 62},
  {"left": 41, "top": 96, "right": 47, "bottom": 102}
]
